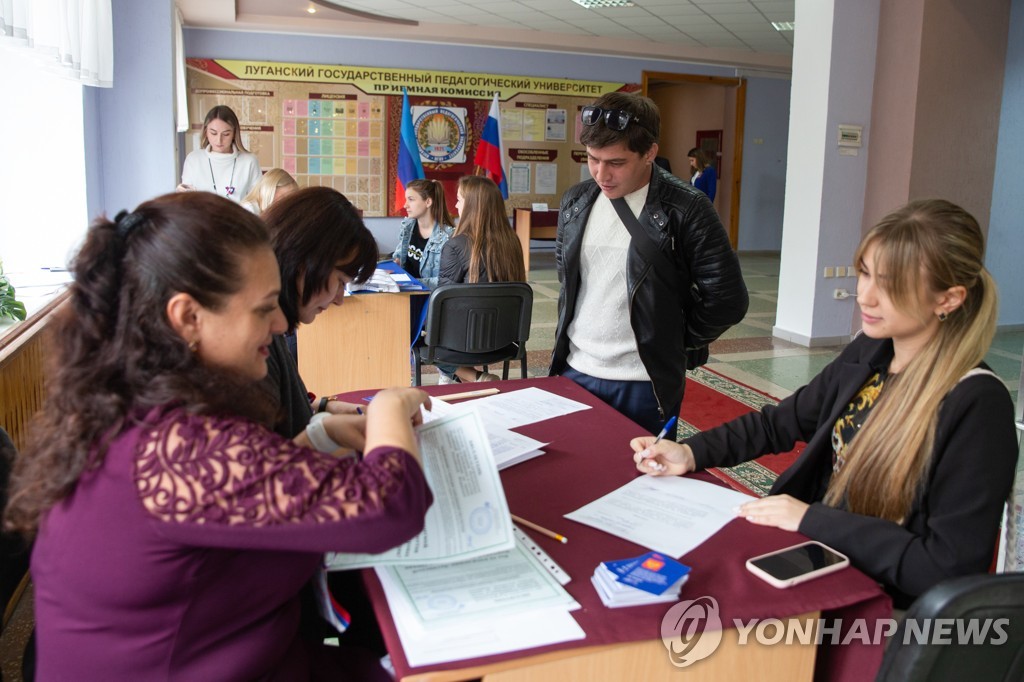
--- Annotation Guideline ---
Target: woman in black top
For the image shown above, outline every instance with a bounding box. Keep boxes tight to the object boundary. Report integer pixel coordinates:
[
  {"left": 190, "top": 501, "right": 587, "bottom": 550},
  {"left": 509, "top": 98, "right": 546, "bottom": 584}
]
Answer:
[{"left": 632, "top": 199, "right": 1017, "bottom": 608}]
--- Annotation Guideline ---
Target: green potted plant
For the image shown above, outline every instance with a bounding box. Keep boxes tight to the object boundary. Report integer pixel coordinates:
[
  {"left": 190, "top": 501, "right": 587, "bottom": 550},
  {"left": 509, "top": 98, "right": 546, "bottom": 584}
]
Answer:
[{"left": 0, "top": 260, "right": 27, "bottom": 322}]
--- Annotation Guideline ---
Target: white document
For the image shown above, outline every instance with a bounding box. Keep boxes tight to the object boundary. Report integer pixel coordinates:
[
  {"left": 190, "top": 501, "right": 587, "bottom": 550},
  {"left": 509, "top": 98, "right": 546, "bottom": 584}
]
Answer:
[
  {"left": 387, "top": 602, "right": 585, "bottom": 668},
  {"left": 345, "top": 268, "right": 399, "bottom": 293},
  {"left": 325, "top": 411, "right": 514, "bottom": 569},
  {"left": 376, "top": 534, "right": 586, "bottom": 667},
  {"left": 534, "top": 162, "right": 558, "bottom": 194},
  {"left": 378, "top": 534, "right": 579, "bottom": 624},
  {"left": 509, "top": 162, "right": 531, "bottom": 194},
  {"left": 460, "top": 387, "right": 591, "bottom": 430},
  {"left": 545, "top": 108, "right": 567, "bottom": 141},
  {"left": 565, "top": 475, "right": 755, "bottom": 558},
  {"left": 423, "top": 399, "right": 549, "bottom": 470}
]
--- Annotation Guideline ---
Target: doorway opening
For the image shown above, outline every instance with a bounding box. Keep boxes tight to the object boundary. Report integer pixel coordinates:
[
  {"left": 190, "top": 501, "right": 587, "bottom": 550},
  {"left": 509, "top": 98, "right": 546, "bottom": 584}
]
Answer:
[{"left": 642, "top": 72, "right": 746, "bottom": 249}]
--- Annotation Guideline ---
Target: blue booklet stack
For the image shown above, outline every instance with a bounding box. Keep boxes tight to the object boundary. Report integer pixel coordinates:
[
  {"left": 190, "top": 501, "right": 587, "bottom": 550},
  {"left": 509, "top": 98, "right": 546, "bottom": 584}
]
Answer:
[{"left": 591, "top": 551, "right": 691, "bottom": 608}]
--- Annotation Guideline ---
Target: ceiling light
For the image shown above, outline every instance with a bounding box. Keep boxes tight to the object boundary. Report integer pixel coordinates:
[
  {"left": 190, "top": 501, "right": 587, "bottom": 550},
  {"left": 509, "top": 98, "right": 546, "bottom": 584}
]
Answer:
[
  {"left": 307, "top": 5, "right": 317, "bottom": 13},
  {"left": 572, "top": 0, "right": 636, "bottom": 8},
  {"left": 771, "top": 21, "right": 795, "bottom": 31}
]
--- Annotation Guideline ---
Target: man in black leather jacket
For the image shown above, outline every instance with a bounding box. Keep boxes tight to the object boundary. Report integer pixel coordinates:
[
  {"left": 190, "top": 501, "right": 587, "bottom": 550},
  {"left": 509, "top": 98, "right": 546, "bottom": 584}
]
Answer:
[{"left": 550, "top": 92, "right": 748, "bottom": 437}]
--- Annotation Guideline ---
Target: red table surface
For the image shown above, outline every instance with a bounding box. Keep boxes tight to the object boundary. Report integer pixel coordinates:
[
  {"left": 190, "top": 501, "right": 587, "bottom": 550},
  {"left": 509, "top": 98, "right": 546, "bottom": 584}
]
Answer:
[
  {"left": 338, "top": 376, "right": 892, "bottom": 681},
  {"left": 516, "top": 208, "right": 559, "bottom": 228}
]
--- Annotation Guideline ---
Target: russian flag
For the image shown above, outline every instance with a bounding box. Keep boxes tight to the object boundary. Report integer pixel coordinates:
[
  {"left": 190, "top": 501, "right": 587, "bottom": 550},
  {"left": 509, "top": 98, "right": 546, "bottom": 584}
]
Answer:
[
  {"left": 395, "top": 88, "right": 426, "bottom": 213},
  {"left": 474, "top": 93, "right": 509, "bottom": 199}
]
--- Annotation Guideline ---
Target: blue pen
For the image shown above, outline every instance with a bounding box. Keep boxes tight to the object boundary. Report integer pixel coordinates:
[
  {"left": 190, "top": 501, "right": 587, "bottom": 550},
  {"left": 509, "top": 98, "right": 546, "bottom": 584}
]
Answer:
[
  {"left": 356, "top": 407, "right": 363, "bottom": 416},
  {"left": 653, "top": 416, "right": 677, "bottom": 445}
]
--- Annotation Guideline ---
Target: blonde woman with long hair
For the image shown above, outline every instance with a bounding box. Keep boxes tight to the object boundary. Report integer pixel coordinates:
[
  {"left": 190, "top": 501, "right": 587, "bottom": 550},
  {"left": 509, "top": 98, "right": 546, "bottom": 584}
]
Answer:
[
  {"left": 437, "top": 175, "right": 526, "bottom": 382},
  {"left": 632, "top": 199, "right": 1017, "bottom": 609},
  {"left": 240, "top": 168, "right": 298, "bottom": 215}
]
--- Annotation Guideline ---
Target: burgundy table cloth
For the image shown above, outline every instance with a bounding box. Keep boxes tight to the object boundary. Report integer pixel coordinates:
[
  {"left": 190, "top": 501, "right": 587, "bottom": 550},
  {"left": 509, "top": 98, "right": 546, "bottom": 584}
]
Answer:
[{"left": 337, "top": 376, "right": 891, "bottom": 681}]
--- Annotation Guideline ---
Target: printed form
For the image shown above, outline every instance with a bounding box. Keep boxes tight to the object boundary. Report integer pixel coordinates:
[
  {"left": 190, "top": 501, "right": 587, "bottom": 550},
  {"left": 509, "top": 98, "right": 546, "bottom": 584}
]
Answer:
[
  {"left": 565, "top": 475, "right": 755, "bottom": 558},
  {"left": 325, "top": 410, "right": 514, "bottom": 570}
]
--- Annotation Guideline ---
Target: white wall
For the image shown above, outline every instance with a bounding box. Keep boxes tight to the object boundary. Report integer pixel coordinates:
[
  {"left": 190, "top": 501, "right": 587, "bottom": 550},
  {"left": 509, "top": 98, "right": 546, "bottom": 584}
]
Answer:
[{"left": 774, "top": 0, "right": 835, "bottom": 342}]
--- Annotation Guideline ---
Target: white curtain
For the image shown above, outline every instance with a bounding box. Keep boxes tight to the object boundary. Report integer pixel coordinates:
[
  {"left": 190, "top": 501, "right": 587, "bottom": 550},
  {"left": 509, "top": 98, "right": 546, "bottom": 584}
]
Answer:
[
  {"left": 0, "top": 0, "right": 113, "bottom": 87},
  {"left": 173, "top": 6, "right": 188, "bottom": 132}
]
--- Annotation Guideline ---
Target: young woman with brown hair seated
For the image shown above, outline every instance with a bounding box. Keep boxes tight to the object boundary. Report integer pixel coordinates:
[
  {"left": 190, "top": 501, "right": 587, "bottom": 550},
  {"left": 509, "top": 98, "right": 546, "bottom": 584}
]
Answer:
[
  {"left": 437, "top": 175, "right": 526, "bottom": 383},
  {"left": 633, "top": 199, "right": 1017, "bottom": 609}
]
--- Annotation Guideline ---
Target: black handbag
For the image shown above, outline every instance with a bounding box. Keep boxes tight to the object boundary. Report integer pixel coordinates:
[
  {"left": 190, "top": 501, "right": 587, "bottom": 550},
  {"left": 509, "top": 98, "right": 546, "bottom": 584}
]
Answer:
[{"left": 610, "top": 197, "right": 709, "bottom": 369}]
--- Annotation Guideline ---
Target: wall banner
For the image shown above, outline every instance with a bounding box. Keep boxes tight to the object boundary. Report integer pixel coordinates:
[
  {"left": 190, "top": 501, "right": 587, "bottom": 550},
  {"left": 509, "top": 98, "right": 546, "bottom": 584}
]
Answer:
[{"left": 191, "top": 58, "right": 625, "bottom": 101}]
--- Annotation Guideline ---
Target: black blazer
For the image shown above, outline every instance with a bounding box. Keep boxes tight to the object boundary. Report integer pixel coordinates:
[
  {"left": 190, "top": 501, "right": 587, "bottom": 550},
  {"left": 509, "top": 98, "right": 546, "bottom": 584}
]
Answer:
[
  {"left": 687, "top": 335, "right": 1017, "bottom": 608},
  {"left": 438, "top": 233, "right": 487, "bottom": 285}
]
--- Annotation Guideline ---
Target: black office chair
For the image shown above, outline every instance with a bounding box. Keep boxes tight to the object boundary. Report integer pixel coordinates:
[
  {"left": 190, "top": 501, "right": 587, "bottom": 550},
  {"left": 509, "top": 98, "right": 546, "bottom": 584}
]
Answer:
[
  {"left": 413, "top": 282, "right": 533, "bottom": 386},
  {"left": 874, "top": 572, "right": 1024, "bottom": 682}
]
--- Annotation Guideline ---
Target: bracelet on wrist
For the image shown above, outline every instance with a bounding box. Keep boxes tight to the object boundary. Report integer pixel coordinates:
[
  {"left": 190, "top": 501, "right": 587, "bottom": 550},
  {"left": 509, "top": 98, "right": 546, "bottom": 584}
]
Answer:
[{"left": 306, "top": 412, "right": 341, "bottom": 453}]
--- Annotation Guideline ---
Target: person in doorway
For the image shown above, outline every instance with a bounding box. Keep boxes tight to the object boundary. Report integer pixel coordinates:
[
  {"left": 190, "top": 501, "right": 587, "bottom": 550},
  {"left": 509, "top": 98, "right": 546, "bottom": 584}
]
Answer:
[
  {"left": 550, "top": 92, "right": 748, "bottom": 438},
  {"left": 633, "top": 199, "right": 1017, "bottom": 609},
  {"left": 687, "top": 147, "right": 717, "bottom": 202},
  {"left": 178, "top": 105, "right": 262, "bottom": 203}
]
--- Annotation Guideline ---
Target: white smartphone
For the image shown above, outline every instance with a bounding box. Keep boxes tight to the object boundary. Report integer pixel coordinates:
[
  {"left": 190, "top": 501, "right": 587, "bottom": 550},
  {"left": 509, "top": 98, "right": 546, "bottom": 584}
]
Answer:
[{"left": 745, "top": 541, "right": 850, "bottom": 588}]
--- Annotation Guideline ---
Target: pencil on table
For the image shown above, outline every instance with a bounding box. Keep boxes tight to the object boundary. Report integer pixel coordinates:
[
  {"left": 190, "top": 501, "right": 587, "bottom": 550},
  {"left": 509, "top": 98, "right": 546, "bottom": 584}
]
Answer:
[
  {"left": 511, "top": 514, "right": 568, "bottom": 544},
  {"left": 434, "top": 387, "right": 500, "bottom": 402}
]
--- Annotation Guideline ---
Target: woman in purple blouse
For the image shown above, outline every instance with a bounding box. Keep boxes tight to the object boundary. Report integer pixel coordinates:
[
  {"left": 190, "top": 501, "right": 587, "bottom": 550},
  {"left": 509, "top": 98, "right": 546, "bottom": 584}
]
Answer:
[{"left": 5, "top": 192, "right": 434, "bottom": 680}]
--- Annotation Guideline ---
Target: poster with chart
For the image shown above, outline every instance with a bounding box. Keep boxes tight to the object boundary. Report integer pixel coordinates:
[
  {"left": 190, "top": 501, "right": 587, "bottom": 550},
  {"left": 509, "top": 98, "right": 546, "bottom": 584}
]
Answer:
[
  {"left": 185, "top": 60, "right": 387, "bottom": 216},
  {"left": 185, "top": 58, "right": 634, "bottom": 215}
]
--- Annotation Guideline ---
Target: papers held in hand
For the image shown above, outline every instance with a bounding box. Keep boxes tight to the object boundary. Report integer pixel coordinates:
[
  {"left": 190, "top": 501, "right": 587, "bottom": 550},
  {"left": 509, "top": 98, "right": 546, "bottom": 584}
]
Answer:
[
  {"left": 345, "top": 268, "right": 400, "bottom": 293},
  {"left": 324, "top": 410, "right": 515, "bottom": 570}
]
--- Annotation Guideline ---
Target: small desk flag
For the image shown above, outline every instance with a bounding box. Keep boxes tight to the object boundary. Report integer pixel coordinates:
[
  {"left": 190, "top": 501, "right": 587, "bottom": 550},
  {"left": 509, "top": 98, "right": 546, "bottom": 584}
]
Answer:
[
  {"left": 474, "top": 93, "right": 509, "bottom": 199},
  {"left": 395, "top": 88, "right": 426, "bottom": 213}
]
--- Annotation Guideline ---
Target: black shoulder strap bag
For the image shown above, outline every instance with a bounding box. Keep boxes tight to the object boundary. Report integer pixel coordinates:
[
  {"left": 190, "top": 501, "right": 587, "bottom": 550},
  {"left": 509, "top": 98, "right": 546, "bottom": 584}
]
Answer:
[{"left": 609, "top": 197, "right": 710, "bottom": 369}]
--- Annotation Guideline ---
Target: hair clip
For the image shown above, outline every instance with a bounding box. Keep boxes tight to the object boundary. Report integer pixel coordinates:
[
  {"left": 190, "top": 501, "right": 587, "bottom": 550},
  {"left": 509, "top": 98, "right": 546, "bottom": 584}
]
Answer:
[{"left": 114, "top": 210, "right": 145, "bottom": 238}]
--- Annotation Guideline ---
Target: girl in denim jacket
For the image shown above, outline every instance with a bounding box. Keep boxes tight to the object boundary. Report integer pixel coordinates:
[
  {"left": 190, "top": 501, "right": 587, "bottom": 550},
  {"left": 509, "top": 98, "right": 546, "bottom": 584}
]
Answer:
[{"left": 392, "top": 179, "right": 454, "bottom": 288}]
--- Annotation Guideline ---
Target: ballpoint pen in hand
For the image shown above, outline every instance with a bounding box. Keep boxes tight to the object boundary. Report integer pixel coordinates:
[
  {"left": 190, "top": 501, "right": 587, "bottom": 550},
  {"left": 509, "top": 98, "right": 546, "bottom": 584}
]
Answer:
[
  {"left": 643, "top": 416, "right": 677, "bottom": 473},
  {"left": 653, "top": 416, "right": 677, "bottom": 445}
]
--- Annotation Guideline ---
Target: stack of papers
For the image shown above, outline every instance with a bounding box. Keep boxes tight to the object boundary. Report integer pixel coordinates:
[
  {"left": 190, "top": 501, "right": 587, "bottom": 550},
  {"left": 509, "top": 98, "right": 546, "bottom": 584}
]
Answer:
[
  {"left": 321, "top": 396, "right": 590, "bottom": 666},
  {"left": 424, "top": 397, "right": 548, "bottom": 470},
  {"left": 346, "top": 268, "right": 400, "bottom": 293},
  {"left": 592, "top": 551, "right": 690, "bottom": 608},
  {"left": 376, "top": 533, "right": 585, "bottom": 666}
]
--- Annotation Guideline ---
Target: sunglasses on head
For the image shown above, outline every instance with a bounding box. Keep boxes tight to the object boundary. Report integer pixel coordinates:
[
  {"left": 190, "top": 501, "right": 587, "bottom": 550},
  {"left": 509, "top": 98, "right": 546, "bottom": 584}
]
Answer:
[{"left": 581, "top": 105, "right": 643, "bottom": 132}]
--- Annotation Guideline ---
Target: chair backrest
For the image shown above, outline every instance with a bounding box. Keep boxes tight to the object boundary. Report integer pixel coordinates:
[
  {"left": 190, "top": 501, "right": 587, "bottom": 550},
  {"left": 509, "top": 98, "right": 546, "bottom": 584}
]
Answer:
[
  {"left": 875, "top": 573, "right": 1024, "bottom": 682},
  {"left": 424, "top": 282, "right": 533, "bottom": 357}
]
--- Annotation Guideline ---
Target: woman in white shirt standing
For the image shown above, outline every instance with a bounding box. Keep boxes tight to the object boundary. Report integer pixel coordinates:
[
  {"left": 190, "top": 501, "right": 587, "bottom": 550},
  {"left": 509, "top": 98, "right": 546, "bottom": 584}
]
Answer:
[{"left": 178, "top": 105, "right": 262, "bottom": 203}]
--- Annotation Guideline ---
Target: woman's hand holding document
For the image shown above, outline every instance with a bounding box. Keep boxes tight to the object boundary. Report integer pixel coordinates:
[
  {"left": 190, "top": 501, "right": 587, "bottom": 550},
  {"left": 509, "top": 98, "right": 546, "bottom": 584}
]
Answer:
[{"left": 325, "top": 410, "right": 514, "bottom": 569}]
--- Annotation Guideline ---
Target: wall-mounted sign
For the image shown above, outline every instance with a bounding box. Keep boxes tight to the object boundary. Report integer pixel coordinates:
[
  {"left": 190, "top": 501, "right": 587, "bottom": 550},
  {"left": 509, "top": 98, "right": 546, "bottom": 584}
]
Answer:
[{"left": 413, "top": 106, "right": 467, "bottom": 164}]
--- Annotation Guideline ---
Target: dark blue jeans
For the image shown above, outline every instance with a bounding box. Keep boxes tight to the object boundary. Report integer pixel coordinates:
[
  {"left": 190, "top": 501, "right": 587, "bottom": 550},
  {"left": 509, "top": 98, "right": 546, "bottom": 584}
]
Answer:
[{"left": 562, "top": 366, "right": 679, "bottom": 439}]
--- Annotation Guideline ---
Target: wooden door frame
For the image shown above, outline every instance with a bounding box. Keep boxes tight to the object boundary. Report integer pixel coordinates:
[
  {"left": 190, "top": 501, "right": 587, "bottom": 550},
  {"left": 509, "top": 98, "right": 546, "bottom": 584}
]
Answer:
[{"left": 641, "top": 72, "right": 746, "bottom": 249}]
